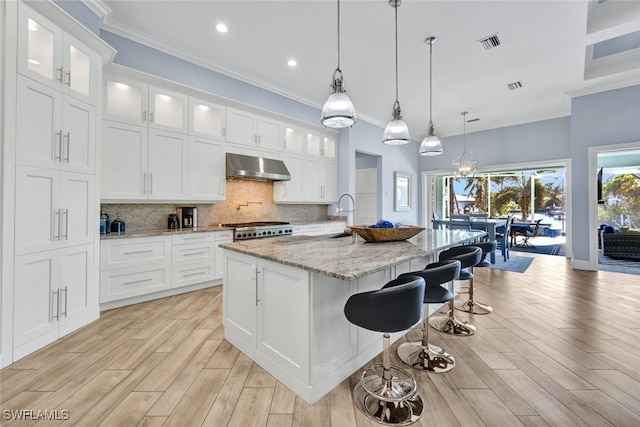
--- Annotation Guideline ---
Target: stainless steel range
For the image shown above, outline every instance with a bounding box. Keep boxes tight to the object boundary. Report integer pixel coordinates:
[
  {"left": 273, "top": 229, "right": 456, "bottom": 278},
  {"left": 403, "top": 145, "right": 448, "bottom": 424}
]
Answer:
[{"left": 221, "top": 221, "right": 293, "bottom": 241}]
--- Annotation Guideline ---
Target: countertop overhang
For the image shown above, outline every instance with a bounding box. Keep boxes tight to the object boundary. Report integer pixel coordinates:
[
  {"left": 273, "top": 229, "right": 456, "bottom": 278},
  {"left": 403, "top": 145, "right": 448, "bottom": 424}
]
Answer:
[{"left": 220, "top": 229, "right": 486, "bottom": 281}]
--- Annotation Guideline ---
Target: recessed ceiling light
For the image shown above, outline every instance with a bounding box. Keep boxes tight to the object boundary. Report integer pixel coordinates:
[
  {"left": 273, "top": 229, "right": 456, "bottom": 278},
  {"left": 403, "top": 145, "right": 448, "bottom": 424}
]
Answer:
[
  {"left": 215, "top": 23, "right": 228, "bottom": 33},
  {"left": 287, "top": 59, "right": 297, "bottom": 67}
]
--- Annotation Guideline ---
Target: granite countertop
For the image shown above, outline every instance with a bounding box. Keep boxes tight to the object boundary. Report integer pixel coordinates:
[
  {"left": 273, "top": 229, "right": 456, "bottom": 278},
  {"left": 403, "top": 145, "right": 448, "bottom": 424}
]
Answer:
[
  {"left": 100, "top": 225, "right": 234, "bottom": 240},
  {"left": 220, "top": 229, "right": 485, "bottom": 281}
]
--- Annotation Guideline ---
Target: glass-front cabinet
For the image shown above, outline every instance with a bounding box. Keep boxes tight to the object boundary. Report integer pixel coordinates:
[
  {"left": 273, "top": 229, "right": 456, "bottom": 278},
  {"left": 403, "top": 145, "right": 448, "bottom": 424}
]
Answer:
[
  {"left": 189, "top": 97, "right": 226, "bottom": 139},
  {"left": 18, "top": 5, "right": 98, "bottom": 105}
]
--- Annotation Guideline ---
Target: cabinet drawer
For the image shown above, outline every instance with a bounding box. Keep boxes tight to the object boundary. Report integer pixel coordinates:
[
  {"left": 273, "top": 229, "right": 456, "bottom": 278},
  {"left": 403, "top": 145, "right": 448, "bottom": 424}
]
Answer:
[
  {"left": 214, "top": 230, "right": 234, "bottom": 241},
  {"left": 172, "top": 232, "right": 215, "bottom": 245},
  {"left": 302, "top": 224, "right": 325, "bottom": 236},
  {"left": 173, "top": 262, "right": 215, "bottom": 288},
  {"left": 323, "top": 222, "right": 347, "bottom": 234},
  {"left": 100, "top": 263, "right": 171, "bottom": 302},
  {"left": 101, "top": 236, "right": 170, "bottom": 271},
  {"left": 172, "top": 242, "right": 215, "bottom": 265}
]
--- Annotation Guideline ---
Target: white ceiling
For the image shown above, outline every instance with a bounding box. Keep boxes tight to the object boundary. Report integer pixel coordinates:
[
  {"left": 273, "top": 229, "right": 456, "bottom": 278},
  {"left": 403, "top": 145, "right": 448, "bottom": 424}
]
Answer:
[{"left": 98, "top": 0, "right": 640, "bottom": 138}]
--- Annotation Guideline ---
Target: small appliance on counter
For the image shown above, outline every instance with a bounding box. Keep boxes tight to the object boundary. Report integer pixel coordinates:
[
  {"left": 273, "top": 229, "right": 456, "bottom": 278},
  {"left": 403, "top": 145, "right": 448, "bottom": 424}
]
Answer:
[
  {"left": 100, "top": 210, "right": 111, "bottom": 235},
  {"left": 177, "top": 206, "right": 197, "bottom": 228},
  {"left": 110, "top": 214, "right": 126, "bottom": 234},
  {"left": 168, "top": 213, "right": 179, "bottom": 229}
]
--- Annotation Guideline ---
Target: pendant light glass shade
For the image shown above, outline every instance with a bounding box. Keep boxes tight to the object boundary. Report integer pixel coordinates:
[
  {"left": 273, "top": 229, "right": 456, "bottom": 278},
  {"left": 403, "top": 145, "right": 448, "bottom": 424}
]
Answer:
[
  {"left": 382, "top": 101, "right": 411, "bottom": 145},
  {"left": 321, "top": 0, "right": 356, "bottom": 128},
  {"left": 452, "top": 112, "right": 477, "bottom": 178},
  {"left": 419, "top": 36, "right": 443, "bottom": 156},
  {"left": 383, "top": 0, "right": 410, "bottom": 145}
]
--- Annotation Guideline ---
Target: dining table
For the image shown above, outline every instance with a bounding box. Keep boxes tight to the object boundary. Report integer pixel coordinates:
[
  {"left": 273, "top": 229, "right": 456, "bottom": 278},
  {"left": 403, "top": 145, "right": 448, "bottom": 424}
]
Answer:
[{"left": 431, "top": 217, "right": 507, "bottom": 263}]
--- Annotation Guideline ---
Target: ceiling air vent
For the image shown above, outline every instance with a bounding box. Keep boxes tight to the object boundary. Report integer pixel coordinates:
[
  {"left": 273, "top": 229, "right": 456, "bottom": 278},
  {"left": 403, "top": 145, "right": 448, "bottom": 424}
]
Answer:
[
  {"left": 477, "top": 33, "right": 501, "bottom": 51},
  {"left": 507, "top": 81, "right": 524, "bottom": 91}
]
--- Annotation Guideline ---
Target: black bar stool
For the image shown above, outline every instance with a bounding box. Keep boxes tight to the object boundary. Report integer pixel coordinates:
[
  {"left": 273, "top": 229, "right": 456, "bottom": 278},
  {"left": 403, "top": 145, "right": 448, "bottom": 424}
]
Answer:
[
  {"left": 429, "top": 246, "right": 482, "bottom": 335},
  {"left": 456, "top": 242, "right": 495, "bottom": 315},
  {"left": 344, "top": 275, "right": 425, "bottom": 426},
  {"left": 397, "top": 260, "right": 460, "bottom": 373}
]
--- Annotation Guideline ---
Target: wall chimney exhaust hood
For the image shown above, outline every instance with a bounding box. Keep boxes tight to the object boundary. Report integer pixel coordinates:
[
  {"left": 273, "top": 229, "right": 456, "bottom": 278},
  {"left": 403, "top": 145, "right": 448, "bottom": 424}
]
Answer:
[{"left": 226, "top": 153, "right": 291, "bottom": 181}]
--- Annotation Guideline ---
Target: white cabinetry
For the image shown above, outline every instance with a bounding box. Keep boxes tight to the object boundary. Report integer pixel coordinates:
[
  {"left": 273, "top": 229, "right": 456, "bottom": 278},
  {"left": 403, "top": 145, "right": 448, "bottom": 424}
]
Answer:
[
  {"left": 291, "top": 221, "right": 347, "bottom": 236},
  {"left": 226, "top": 107, "right": 282, "bottom": 152},
  {"left": 103, "top": 76, "right": 188, "bottom": 133},
  {"left": 171, "top": 233, "right": 216, "bottom": 289},
  {"left": 16, "top": 75, "right": 96, "bottom": 174},
  {"left": 214, "top": 231, "right": 233, "bottom": 280},
  {"left": 13, "top": 244, "right": 95, "bottom": 360},
  {"left": 189, "top": 97, "right": 226, "bottom": 139},
  {"left": 224, "top": 251, "right": 310, "bottom": 379},
  {"left": 17, "top": 4, "right": 99, "bottom": 105},
  {"left": 273, "top": 152, "right": 304, "bottom": 203},
  {"left": 101, "top": 120, "right": 188, "bottom": 201},
  {"left": 188, "top": 136, "right": 226, "bottom": 201}
]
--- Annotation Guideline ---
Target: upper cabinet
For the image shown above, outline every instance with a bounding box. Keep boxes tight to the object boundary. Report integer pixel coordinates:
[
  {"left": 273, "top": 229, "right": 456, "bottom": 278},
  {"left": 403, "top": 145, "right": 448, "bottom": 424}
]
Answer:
[
  {"left": 104, "top": 76, "right": 188, "bottom": 133},
  {"left": 226, "top": 107, "right": 282, "bottom": 152},
  {"left": 283, "top": 125, "right": 305, "bottom": 153},
  {"left": 189, "top": 97, "right": 226, "bottom": 139},
  {"left": 17, "top": 5, "right": 99, "bottom": 105},
  {"left": 306, "top": 132, "right": 336, "bottom": 159}
]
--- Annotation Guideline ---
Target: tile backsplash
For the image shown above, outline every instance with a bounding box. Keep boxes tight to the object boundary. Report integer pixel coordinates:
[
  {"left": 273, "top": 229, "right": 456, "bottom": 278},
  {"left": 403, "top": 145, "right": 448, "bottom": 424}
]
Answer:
[{"left": 101, "top": 180, "right": 330, "bottom": 231}]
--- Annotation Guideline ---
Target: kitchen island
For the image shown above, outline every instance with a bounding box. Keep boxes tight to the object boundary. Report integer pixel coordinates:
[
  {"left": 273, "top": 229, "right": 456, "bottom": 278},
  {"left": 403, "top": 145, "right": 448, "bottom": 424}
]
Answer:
[{"left": 220, "top": 229, "right": 485, "bottom": 404}]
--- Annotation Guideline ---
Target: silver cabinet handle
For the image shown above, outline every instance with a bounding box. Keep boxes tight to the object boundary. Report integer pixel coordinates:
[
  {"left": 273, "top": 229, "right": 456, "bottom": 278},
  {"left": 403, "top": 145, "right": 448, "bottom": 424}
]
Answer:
[
  {"left": 55, "top": 130, "right": 62, "bottom": 161},
  {"left": 150, "top": 111, "right": 154, "bottom": 123},
  {"left": 61, "top": 286, "right": 68, "bottom": 317},
  {"left": 150, "top": 172, "right": 153, "bottom": 194},
  {"left": 255, "top": 268, "right": 261, "bottom": 306},
  {"left": 64, "top": 132, "right": 70, "bottom": 162},
  {"left": 143, "top": 172, "right": 147, "bottom": 194},
  {"left": 65, "top": 70, "right": 71, "bottom": 87},
  {"left": 184, "top": 271, "right": 206, "bottom": 278},
  {"left": 123, "top": 249, "right": 153, "bottom": 255},
  {"left": 222, "top": 127, "right": 226, "bottom": 137},
  {"left": 124, "top": 278, "right": 153, "bottom": 286},
  {"left": 52, "top": 209, "right": 61, "bottom": 241},
  {"left": 142, "top": 110, "right": 147, "bottom": 122},
  {"left": 183, "top": 251, "right": 207, "bottom": 257},
  {"left": 62, "top": 209, "right": 69, "bottom": 240},
  {"left": 52, "top": 289, "right": 59, "bottom": 321},
  {"left": 56, "top": 67, "right": 63, "bottom": 83},
  {"left": 181, "top": 235, "right": 207, "bottom": 240}
]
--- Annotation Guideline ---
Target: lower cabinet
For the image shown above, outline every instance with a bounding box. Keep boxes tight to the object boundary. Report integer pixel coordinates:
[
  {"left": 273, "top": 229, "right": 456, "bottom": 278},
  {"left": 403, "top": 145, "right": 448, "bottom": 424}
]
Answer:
[
  {"left": 13, "top": 244, "right": 96, "bottom": 360},
  {"left": 100, "top": 230, "right": 232, "bottom": 307},
  {"left": 224, "top": 250, "right": 310, "bottom": 381}
]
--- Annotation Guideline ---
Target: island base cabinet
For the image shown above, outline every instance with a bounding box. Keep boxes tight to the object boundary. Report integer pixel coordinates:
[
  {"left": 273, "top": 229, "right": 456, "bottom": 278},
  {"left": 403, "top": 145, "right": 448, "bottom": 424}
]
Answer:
[{"left": 224, "top": 251, "right": 310, "bottom": 382}]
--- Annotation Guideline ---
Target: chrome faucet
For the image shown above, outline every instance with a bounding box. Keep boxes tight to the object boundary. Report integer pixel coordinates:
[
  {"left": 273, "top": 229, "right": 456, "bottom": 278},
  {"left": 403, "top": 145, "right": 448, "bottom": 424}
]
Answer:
[{"left": 337, "top": 193, "right": 356, "bottom": 226}]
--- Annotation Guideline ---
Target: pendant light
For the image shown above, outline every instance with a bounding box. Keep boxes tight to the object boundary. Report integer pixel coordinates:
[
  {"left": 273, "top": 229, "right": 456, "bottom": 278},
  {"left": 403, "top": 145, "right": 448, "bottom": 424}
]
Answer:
[
  {"left": 321, "top": 0, "right": 356, "bottom": 128},
  {"left": 382, "top": 0, "right": 410, "bottom": 145},
  {"left": 419, "top": 36, "right": 443, "bottom": 156},
  {"left": 452, "top": 111, "right": 478, "bottom": 178}
]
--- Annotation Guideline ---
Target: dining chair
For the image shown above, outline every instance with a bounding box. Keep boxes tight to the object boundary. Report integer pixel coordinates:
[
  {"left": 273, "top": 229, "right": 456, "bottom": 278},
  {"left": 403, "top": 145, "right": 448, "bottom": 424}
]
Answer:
[
  {"left": 513, "top": 218, "right": 542, "bottom": 247},
  {"left": 448, "top": 215, "right": 471, "bottom": 231},
  {"left": 496, "top": 214, "right": 512, "bottom": 262}
]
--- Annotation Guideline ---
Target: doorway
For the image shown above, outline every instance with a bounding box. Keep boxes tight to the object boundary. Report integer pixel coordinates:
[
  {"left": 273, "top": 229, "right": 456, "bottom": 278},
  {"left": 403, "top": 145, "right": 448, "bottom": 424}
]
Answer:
[{"left": 355, "top": 152, "right": 380, "bottom": 225}]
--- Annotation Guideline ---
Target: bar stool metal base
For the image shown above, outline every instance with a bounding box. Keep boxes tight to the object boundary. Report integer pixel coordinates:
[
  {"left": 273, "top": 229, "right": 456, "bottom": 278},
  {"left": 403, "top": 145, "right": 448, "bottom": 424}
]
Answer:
[
  {"left": 429, "top": 313, "right": 476, "bottom": 335},
  {"left": 456, "top": 298, "right": 493, "bottom": 314},
  {"left": 397, "top": 341, "right": 455, "bottom": 373},
  {"left": 354, "top": 370, "right": 423, "bottom": 426}
]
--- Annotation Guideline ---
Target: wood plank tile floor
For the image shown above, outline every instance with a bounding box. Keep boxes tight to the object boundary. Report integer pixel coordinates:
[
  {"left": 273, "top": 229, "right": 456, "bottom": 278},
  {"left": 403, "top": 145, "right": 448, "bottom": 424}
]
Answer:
[{"left": 2, "top": 253, "right": 640, "bottom": 426}]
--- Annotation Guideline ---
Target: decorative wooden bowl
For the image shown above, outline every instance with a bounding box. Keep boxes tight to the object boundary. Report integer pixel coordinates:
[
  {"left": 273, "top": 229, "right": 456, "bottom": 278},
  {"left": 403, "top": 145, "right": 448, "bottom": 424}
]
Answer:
[{"left": 349, "top": 225, "right": 425, "bottom": 243}]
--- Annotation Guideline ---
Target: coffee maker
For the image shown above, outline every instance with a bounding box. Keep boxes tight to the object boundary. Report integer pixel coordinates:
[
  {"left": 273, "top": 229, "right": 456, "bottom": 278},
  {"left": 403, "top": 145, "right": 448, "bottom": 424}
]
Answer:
[{"left": 176, "top": 206, "right": 197, "bottom": 228}]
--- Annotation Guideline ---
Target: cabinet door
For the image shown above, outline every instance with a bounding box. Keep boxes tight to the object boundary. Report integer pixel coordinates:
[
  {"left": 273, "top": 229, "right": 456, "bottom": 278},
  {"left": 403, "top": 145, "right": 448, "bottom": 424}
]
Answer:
[
  {"left": 306, "top": 131, "right": 322, "bottom": 157},
  {"left": 62, "top": 96, "right": 96, "bottom": 174},
  {"left": 60, "top": 171, "right": 94, "bottom": 248},
  {"left": 324, "top": 136, "right": 337, "bottom": 159},
  {"left": 103, "top": 77, "right": 148, "bottom": 126},
  {"left": 224, "top": 251, "right": 258, "bottom": 346},
  {"left": 147, "top": 129, "right": 188, "bottom": 200},
  {"left": 304, "top": 157, "right": 323, "bottom": 203},
  {"left": 101, "top": 121, "right": 148, "bottom": 200},
  {"left": 149, "top": 86, "right": 188, "bottom": 133},
  {"left": 188, "top": 136, "right": 226, "bottom": 201},
  {"left": 283, "top": 125, "right": 305, "bottom": 153},
  {"left": 13, "top": 251, "right": 60, "bottom": 355},
  {"left": 63, "top": 32, "right": 98, "bottom": 105},
  {"left": 16, "top": 75, "right": 62, "bottom": 169},
  {"left": 257, "top": 260, "right": 309, "bottom": 381},
  {"left": 322, "top": 160, "right": 337, "bottom": 203},
  {"left": 190, "top": 98, "right": 226, "bottom": 139},
  {"left": 58, "top": 244, "right": 95, "bottom": 337},
  {"left": 226, "top": 108, "right": 257, "bottom": 146},
  {"left": 17, "top": 4, "right": 63, "bottom": 89},
  {"left": 15, "top": 166, "right": 60, "bottom": 255},
  {"left": 214, "top": 233, "right": 233, "bottom": 280},
  {"left": 273, "top": 153, "right": 304, "bottom": 203},
  {"left": 257, "top": 116, "right": 282, "bottom": 151}
]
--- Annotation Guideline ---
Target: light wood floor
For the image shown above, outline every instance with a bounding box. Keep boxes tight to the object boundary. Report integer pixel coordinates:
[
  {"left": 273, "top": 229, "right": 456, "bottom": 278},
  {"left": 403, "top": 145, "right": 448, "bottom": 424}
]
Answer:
[{"left": 2, "top": 253, "right": 640, "bottom": 426}]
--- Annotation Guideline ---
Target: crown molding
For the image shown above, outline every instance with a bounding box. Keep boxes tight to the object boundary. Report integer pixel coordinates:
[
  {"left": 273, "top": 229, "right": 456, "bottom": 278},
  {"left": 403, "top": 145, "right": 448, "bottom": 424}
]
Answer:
[{"left": 80, "top": 0, "right": 111, "bottom": 23}]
